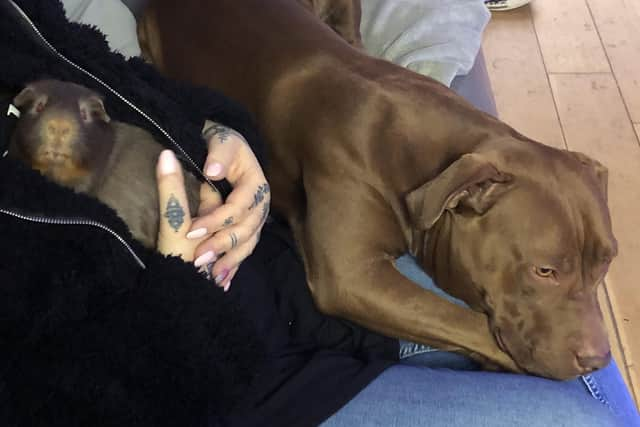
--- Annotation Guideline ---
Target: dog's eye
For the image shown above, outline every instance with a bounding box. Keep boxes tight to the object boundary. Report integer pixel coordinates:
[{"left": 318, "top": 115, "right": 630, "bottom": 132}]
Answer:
[{"left": 535, "top": 266, "right": 555, "bottom": 278}]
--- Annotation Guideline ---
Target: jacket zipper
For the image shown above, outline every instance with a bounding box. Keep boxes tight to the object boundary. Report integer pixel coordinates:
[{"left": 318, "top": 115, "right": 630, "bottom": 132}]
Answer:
[{"left": 0, "top": 209, "right": 146, "bottom": 269}]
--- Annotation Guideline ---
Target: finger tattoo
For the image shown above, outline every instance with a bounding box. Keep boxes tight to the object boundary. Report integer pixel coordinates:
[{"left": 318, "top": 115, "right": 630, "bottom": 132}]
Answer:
[
  {"left": 260, "top": 202, "right": 270, "bottom": 225},
  {"left": 249, "top": 183, "right": 270, "bottom": 210},
  {"left": 203, "top": 123, "right": 232, "bottom": 143},
  {"left": 204, "top": 262, "right": 214, "bottom": 281},
  {"left": 230, "top": 232, "right": 238, "bottom": 249},
  {"left": 164, "top": 194, "right": 185, "bottom": 232},
  {"left": 223, "top": 216, "right": 234, "bottom": 227}
]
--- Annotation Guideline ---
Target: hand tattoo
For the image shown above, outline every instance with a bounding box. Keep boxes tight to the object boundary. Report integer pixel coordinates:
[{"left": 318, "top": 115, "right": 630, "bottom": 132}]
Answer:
[
  {"left": 260, "top": 202, "right": 270, "bottom": 225},
  {"left": 223, "top": 216, "right": 234, "bottom": 227},
  {"left": 203, "top": 123, "right": 232, "bottom": 143},
  {"left": 249, "top": 183, "right": 270, "bottom": 210},
  {"left": 230, "top": 232, "right": 238, "bottom": 249},
  {"left": 204, "top": 262, "right": 214, "bottom": 281},
  {"left": 164, "top": 194, "right": 185, "bottom": 232}
]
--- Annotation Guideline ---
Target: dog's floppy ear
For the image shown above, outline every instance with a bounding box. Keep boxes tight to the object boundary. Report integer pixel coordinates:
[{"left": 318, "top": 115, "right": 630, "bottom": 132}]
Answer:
[
  {"left": 570, "top": 151, "right": 608, "bottom": 202},
  {"left": 405, "top": 153, "right": 513, "bottom": 230}
]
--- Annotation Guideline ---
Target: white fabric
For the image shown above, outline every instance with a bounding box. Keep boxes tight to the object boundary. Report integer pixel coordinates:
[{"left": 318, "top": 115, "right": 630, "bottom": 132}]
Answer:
[
  {"left": 60, "top": 0, "right": 141, "bottom": 58},
  {"left": 360, "top": 0, "right": 490, "bottom": 86},
  {"left": 58, "top": 0, "right": 489, "bottom": 85}
]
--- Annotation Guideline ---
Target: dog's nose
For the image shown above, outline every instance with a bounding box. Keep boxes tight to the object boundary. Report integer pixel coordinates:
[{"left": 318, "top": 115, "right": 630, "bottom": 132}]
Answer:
[{"left": 576, "top": 351, "right": 611, "bottom": 372}]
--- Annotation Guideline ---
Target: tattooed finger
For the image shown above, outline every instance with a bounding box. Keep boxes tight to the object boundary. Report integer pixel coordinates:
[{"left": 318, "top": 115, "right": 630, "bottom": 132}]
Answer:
[
  {"left": 260, "top": 202, "right": 270, "bottom": 225},
  {"left": 249, "top": 183, "right": 271, "bottom": 210},
  {"left": 202, "top": 122, "right": 243, "bottom": 144},
  {"left": 202, "top": 261, "right": 215, "bottom": 281}
]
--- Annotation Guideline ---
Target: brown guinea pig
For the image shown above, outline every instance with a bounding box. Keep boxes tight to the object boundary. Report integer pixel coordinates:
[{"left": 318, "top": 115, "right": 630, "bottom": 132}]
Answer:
[{"left": 9, "top": 79, "right": 200, "bottom": 248}]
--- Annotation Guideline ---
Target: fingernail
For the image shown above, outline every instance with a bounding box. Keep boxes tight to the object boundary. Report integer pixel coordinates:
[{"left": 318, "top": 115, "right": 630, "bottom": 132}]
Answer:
[
  {"left": 194, "top": 251, "right": 216, "bottom": 268},
  {"left": 159, "top": 150, "right": 177, "bottom": 174},
  {"left": 206, "top": 162, "right": 222, "bottom": 177},
  {"left": 187, "top": 227, "right": 208, "bottom": 239},
  {"left": 215, "top": 268, "right": 229, "bottom": 285},
  {"left": 224, "top": 280, "right": 231, "bottom": 292}
]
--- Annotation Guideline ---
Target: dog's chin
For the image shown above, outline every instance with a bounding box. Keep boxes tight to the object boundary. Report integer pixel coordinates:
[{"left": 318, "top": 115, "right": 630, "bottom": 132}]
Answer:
[
  {"left": 519, "top": 359, "right": 584, "bottom": 381},
  {"left": 495, "top": 331, "right": 584, "bottom": 380}
]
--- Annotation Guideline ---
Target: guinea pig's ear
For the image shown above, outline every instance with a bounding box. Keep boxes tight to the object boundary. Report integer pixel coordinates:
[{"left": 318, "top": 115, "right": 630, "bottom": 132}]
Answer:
[
  {"left": 405, "top": 153, "right": 513, "bottom": 230},
  {"left": 570, "top": 151, "right": 608, "bottom": 202},
  {"left": 13, "top": 86, "right": 48, "bottom": 114},
  {"left": 79, "top": 96, "right": 111, "bottom": 124}
]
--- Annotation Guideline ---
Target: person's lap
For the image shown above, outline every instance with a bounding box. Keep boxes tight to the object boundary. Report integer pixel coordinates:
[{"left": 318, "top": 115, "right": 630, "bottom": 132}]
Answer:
[
  {"left": 323, "top": 362, "right": 624, "bottom": 426},
  {"left": 322, "top": 255, "right": 639, "bottom": 427}
]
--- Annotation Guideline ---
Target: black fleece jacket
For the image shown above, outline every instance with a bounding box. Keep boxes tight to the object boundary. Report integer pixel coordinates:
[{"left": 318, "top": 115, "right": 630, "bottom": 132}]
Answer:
[
  {"left": 0, "top": 1, "right": 398, "bottom": 426},
  {"left": 0, "top": 1, "right": 265, "bottom": 426}
]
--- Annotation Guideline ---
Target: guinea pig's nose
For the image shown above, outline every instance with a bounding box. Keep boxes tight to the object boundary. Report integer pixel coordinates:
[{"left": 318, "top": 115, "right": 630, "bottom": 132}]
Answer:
[{"left": 576, "top": 351, "right": 611, "bottom": 372}]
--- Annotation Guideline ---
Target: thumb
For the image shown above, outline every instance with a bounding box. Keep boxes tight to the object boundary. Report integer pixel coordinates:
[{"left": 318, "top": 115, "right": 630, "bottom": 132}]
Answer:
[{"left": 156, "top": 150, "right": 200, "bottom": 260}]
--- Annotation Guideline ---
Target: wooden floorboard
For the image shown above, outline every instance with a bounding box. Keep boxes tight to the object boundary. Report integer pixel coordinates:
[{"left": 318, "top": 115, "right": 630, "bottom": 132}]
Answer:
[
  {"left": 587, "top": 0, "right": 640, "bottom": 122},
  {"left": 483, "top": 6, "right": 565, "bottom": 148},
  {"left": 599, "top": 285, "right": 633, "bottom": 401},
  {"left": 531, "top": 0, "right": 610, "bottom": 73}
]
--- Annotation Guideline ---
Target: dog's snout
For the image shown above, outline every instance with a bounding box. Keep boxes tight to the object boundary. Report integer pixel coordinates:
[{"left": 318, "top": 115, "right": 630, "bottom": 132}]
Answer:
[{"left": 575, "top": 351, "right": 611, "bottom": 372}]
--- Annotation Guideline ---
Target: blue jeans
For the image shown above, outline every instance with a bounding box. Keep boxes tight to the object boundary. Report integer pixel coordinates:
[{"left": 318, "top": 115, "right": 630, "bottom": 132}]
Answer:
[{"left": 322, "top": 255, "right": 640, "bottom": 426}]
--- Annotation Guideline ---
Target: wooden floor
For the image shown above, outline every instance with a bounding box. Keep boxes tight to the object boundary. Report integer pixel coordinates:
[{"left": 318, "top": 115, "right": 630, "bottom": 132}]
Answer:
[{"left": 482, "top": 0, "right": 640, "bottom": 406}]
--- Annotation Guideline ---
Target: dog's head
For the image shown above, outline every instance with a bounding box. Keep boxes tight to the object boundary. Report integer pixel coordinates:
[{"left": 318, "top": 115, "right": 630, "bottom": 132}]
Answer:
[{"left": 405, "top": 142, "right": 617, "bottom": 379}]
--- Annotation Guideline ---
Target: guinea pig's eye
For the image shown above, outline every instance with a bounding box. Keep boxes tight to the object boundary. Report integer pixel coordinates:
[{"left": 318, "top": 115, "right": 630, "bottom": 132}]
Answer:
[{"left": 534, "top": 266, "right": 555, "bottom": 278}]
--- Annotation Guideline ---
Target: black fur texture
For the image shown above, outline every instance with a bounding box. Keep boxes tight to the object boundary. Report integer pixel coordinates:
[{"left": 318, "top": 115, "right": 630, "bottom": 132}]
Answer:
[{"left": 0, "top": 1, "right": 266, "bottom": 425}]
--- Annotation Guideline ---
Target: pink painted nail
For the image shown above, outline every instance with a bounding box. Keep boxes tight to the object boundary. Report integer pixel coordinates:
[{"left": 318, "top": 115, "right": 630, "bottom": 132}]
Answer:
[
  {"left": 186, "top": 228, "right": 208, "bottom": 240},
  {"left": 223, "top": 280, "right": 232, "bottom": 293},
  {"left": 214, "top": 269, "right": 229, "bottom": 285},
  {"left": 158, "top": 150, "right": 177, "bottom": 175},
  {"left": 206, "top": 162, "right": 222, "bottom": 177},
  {"left": 194, "top": 251, "right": 216, "bottom": 268}
]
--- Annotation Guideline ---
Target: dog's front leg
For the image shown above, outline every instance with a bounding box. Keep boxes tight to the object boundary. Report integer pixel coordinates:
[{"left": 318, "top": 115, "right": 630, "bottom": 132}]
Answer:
[
  {"left": 296, "top": 189, "right": 520, "bottom": 372},
  {"left": 352, "top": 259, "right": 519, "bottom": 371}
]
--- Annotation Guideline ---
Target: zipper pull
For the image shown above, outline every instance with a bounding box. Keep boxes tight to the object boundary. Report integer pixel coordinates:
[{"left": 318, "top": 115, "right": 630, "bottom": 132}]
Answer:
[
  {"left": 1, "top": 97, "right": 21, "bottom": 158},
  {"left": 7, "top": 104, "right": 21, "bottom": 119}
]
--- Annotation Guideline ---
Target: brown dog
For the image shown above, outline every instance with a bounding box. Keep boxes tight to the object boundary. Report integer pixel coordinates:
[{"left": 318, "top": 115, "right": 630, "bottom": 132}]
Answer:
[{"left": 138, "top": 0, "right": 617, "bottom": 379}]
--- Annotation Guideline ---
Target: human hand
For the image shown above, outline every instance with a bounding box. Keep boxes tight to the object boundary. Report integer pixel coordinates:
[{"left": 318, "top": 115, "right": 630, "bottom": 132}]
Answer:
[{"left": 186, "top": 121, "right": 270, "bottom": 291}]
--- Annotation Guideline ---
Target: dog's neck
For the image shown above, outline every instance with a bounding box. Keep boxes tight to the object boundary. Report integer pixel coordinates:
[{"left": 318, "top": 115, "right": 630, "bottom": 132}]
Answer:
[{"left": 416, "top": 214, "right": 486, "bottom": 310}]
